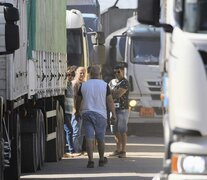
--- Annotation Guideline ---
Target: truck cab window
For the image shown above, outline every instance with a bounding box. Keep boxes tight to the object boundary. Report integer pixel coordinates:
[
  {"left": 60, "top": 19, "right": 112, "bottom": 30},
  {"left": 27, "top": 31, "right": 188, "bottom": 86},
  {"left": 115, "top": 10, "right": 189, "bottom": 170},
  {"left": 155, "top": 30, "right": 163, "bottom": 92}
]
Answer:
[
  {"left": 131, "top": 37, "right": 160, "bottom": 65},
  {"left": 119, "top": 37, "right": 126, "bottom": 59},
  {"left": 67, "top": 29, "right": 84, "bottom": 66}
]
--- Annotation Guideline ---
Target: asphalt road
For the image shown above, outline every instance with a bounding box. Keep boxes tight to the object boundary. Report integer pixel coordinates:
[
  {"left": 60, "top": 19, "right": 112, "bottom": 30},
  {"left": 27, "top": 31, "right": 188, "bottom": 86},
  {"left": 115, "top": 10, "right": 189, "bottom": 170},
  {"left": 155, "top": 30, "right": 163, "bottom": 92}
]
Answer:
[{"left": 20, "top": 135, "right": 164, "bottom": 180}]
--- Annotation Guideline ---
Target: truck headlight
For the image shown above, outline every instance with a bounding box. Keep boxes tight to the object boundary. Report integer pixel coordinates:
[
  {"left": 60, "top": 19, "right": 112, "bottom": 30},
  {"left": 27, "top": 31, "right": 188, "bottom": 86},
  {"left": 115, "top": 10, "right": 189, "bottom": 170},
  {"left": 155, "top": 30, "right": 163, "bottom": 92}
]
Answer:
[
  {"left": 172, "top": 154, "right": 207, "bottom": 174},
  {"left": 129, "top": 100, "right": 137, "bottom": 107}
]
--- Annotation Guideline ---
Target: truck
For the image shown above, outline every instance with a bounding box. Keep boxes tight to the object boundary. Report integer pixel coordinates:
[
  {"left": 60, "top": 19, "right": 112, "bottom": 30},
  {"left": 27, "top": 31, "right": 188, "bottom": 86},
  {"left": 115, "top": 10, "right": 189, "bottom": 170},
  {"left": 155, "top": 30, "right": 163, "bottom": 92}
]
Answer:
[
  {"left": 125, "top": 21, "right": 162, "bottom": 124},
  {"left": 66, "top": 8, "right": 105, "bottom": 69},
  {"left": 104, "top": 15, "right": 162, "bottom": 126},
  {"left": 138, "top": 0, "right": 207, "bottom": 179},
  {"left": 67, "top": 0, "right": 105, "bottom": 65},
  {"left": 103, "top": 15, "right": 138, "bottom": 82},
  {"left": 66, "top": 9, "right": 90, "bottom": 69},
  {"left": 0, "top": 1, "right": 69, "bottom": 179}
]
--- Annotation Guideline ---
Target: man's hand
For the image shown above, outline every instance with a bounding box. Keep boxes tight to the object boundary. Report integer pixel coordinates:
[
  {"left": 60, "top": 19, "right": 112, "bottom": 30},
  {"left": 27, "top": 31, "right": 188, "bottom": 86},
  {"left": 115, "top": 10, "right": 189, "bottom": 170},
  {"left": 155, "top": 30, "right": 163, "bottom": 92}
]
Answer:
[
  {"left": 75, "top": 111, "right": 81, "bottom": 119},
  {"left": 110, "top": 116, "right": 116, "bottom": 125}
]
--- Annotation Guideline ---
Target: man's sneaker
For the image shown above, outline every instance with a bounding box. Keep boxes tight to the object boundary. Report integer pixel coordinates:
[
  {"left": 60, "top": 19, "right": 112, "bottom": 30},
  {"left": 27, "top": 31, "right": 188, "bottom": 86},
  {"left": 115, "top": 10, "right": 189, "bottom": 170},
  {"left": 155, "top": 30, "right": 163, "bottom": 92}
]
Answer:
[
  {"left": 70, "top": 152, "right": 82, "bottom": 157},
  {"left": 99, "top": 157, "right": 108, "bottom": 167},
  {"left": 109, "top": 150, "right": 121, "bottom": 156},
  {"left": 118, "top": 151, "right": 126, "bottom": 158},
  {"left": 87, "top": 161, "right": 94, "bottom": 168},
  {"left": 63, "top": 153, "right": 71, "bottom": 158},
  {"left": 63, "top": 152, "right": 81, "bottom": 158}
]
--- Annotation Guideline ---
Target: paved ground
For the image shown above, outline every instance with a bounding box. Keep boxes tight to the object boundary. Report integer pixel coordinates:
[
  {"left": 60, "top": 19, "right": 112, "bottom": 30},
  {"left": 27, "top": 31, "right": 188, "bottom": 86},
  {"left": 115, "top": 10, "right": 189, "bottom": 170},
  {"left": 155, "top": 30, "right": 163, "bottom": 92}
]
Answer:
[{"left": 21, "top": 134, "right": 164, "bottom": 180}]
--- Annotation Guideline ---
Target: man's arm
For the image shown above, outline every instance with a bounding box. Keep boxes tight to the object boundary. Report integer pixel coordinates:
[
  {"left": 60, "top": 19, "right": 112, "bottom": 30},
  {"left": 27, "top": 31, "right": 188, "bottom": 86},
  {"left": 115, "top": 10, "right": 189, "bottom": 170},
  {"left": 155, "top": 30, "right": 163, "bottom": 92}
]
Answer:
[
  {"left": 106, "top": 94, "right": 116, "bottom": 119},
  {"left": 112, "top": 87, "right": 127, "bottom": 99},
  {"left": 75, "top": 95, "right": 82, "bottom": 116},
  {"left": 72, "top": 82, "right": 79, "bottom": 109},
  {"left": 75, "top": 84, "right": 82, "bottom": 116}
]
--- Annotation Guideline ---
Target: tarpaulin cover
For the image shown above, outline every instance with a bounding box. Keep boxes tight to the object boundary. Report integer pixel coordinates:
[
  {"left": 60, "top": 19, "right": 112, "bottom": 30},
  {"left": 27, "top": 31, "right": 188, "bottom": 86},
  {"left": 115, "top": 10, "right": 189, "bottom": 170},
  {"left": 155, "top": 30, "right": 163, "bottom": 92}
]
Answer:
[{"left": 27, "top": 0, "right": 67, "bottom": 57}]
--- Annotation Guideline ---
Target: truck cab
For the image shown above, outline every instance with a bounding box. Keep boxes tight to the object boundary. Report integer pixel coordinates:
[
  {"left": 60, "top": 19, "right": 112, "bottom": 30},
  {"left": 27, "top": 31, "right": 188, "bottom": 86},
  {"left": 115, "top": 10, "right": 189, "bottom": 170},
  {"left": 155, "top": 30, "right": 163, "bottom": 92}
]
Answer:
[
  {"left": 138, "top": 0, "right": 207, "bottom": 179},
  {"left": 66, "top": 9, "right": 89, "bottom": 69},
  {"left": 125, "top": 24, "right": 162, "bottom": 123},
  {"left": 104, "top": 17, "right": 162, "bottom": 123}
]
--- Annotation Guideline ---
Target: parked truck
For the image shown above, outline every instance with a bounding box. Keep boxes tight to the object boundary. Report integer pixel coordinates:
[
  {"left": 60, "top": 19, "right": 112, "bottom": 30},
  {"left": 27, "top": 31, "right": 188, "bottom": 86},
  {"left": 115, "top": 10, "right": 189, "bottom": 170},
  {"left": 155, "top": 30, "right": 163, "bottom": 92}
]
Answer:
[
  {"left": 0, "top": 1, "right": 69, "bottom": 180},
  {"left": 66, "top": 9, "right": 90, "bottom": 69},
  {"left": 67, "top": 0, "right": 105, "bottom": 65},
  {"left": 104, "top": 15, "right": 162, "bottom": 124},
  {"left": 125, "top": 22, "right": 162, "bottom": 123},
  {"left": 138, "top": 0, "right": 207, "bottom": 179}
]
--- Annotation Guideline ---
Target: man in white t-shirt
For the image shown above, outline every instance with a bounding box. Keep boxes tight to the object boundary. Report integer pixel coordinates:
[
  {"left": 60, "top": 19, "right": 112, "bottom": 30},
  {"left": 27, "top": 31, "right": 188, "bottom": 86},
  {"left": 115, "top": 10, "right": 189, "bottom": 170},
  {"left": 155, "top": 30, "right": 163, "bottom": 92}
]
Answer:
[{"left": 75, "top": 65, "right": 116, "bottom": 168}]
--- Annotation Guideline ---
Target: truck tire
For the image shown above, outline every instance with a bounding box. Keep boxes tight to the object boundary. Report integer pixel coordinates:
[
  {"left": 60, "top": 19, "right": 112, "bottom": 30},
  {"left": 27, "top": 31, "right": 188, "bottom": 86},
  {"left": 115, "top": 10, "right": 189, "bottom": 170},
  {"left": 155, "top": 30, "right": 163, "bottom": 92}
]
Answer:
[
  {"left": 56, "top": 103, "right": 64, "bottom": 160},
  {"left": 0, "top": 97, "right": 3, "bottom": 180},
  {"left": 21, "top": 109, "right": 39, "bottom": 172},
  {"left": 37, "top": 109, "right": 45, "bottom": 170},
  {"left": 21, "top": 133, "right": 38, "bottom": 172},
  {"left": 0, "top": 138, "right": 4, "bottom": 180},
  {"left": 45, "top": 132, "right": 58, "bottom": 162},
  {"left": 58, "top": 105, "right": 64, "bottom": 158},
  {"left": 4, "top": 113, "right": 21, "bottom": 180}
]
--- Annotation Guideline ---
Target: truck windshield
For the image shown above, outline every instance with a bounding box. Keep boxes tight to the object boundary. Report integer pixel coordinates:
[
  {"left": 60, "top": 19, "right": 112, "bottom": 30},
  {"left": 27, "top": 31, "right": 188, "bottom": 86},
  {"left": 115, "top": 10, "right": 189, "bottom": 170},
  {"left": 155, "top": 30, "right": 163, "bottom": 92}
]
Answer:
[
  {"left": 131, "top": 37, "right": 160, "bottom": 65},
  {"left": 67, "top": 29, "right": 84, "bottom": 66},
  {"left": 183, "top": 0, "right": 207, "bottom": 33}
]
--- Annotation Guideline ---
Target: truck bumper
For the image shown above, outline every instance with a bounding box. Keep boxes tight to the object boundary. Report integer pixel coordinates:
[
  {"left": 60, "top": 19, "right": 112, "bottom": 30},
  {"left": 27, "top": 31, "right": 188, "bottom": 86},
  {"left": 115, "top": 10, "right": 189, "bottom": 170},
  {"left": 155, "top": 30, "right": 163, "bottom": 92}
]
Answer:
[
  {"left": 168, "top": 174, "right": 207, "bottom": 180},
  {"left": 153, "top": 173, "right": 207, "bottom": 180}
]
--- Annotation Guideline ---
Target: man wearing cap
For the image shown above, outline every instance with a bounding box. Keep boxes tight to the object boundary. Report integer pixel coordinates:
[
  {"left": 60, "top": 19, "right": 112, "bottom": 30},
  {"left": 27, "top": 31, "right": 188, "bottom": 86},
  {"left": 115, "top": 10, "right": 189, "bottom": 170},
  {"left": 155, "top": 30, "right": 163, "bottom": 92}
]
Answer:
[
  {"left": 109, "top": 65, "right": 129, "bottom": 158},
  {"left": 75, "top": 65, "right": 116, "bottom": 168}
]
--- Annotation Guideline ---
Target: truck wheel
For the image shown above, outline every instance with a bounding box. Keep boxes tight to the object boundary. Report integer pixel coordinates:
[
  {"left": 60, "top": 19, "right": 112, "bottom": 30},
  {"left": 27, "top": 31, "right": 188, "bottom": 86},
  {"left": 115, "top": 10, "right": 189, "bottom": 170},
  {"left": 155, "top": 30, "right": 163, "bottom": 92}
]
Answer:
[
  {"left": 0, "top": 97, "right": 3, "bottom": 180},
  {"left": 58, "top": 106, "right": 64, "bottom": 158},
  {"left": 37, "top": 109, "right": 45, "bottom": 170},
  {"left": 0, "top": 138, "right": 4, "bottom": 180},
  {"left": 21, "top": 133, "right": 38, "bottom": 172},
  {"left": 4, "top": 113, "right": 21, "bottom": 180},
  {"left": 56, "top": 103, "right": 64, "bottom": 160}
]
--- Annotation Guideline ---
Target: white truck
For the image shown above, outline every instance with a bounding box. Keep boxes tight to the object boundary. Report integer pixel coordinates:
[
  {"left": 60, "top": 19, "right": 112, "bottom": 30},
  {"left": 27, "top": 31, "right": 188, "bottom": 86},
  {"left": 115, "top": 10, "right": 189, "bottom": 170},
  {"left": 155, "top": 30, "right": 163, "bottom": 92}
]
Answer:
[
  {"left": 66, "top": 8, "right": 105, "bottom": 69},
  {"left": 66, "top": 9, "right": 89, "bottom": 69},
  {"left": 67, "top": 0, "right": 102, "bottom": 64},
  {"left": 125, "top": 23, "right": 162, "bottom": 123},
  {"left": 104, "top": 15, "right": 162, "bottom": 124},
  {"left": 67, "top": 0, "right": 105, "bottom": 66},
  {"left": 0, "top": 1, "right": 70, "bottom": 180},
  {"left": 138, "top": 0, "right": 207, "bottom": 179}
]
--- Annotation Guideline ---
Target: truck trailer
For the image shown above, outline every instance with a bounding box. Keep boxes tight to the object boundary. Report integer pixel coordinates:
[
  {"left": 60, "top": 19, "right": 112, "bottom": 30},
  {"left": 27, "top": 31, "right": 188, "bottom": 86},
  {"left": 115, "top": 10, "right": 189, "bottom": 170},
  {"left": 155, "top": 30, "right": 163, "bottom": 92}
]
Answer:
[
  {"left": 0, "top": 1, "right": 68, "bottom": 179},
  {"left": 138, "top": 0, "right": 207, "bottom": 179}
]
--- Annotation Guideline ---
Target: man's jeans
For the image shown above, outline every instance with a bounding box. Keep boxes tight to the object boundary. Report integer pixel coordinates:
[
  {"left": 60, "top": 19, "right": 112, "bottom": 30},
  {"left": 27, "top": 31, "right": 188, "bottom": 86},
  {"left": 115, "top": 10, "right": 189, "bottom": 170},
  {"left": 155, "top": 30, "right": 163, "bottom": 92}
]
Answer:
[
  {"left": 64, "top": 114, "right": 75, "bottom": 153},
  {"left": 71, "top": 115, "right": 84, "bottom": 153}
]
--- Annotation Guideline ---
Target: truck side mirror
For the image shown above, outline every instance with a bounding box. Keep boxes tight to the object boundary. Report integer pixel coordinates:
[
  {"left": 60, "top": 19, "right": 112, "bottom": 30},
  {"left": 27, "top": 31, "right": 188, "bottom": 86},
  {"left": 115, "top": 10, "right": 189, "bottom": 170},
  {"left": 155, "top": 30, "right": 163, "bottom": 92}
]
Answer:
[
  {"left": 5, "top": 23, "right": 19, "bottom": 53},
  {"left": 0, "top": 4, "right": 19, "bottom": 55},
  {"left": 91, "top": 32, "right": 106, "bottom": 64},
  {"left": 91, "top": 31, "right": 105, "bottom": 45},
  {"left": 137, "top": 0, "right": 160, "bottom": 26},
  {"left": 110, "top": 37, "right": 117, "bottom": 46},
  {"left": 4, "top": 6, "right": 19, "bottom": 21}
]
